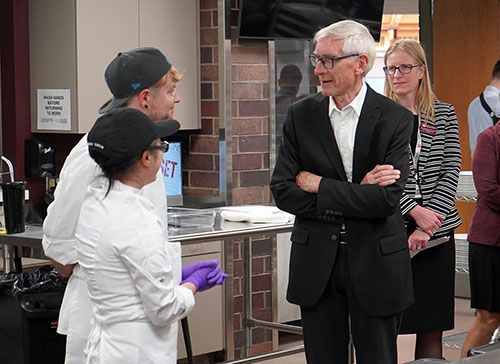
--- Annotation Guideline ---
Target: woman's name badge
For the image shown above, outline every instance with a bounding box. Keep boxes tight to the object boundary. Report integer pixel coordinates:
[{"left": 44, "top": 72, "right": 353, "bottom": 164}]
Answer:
[{"left": 420, "top": 124, "right": 437, "bottom": 135}]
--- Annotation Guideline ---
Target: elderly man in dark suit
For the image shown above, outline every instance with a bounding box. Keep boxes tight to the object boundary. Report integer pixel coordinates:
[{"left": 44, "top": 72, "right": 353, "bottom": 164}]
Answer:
[{"left": 271, "top": 20, "right": 414, "bottom": 364}]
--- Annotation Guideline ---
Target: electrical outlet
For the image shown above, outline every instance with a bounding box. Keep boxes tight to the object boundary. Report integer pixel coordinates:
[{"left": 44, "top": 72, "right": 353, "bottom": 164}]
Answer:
[{"left": 46, "top": 177, "right": 59, "bottom": 191}]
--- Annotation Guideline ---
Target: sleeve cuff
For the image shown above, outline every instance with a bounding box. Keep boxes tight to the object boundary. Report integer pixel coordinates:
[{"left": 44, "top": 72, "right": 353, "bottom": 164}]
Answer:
[
  {"left": 42, "top": 236, "right": 78, "bottom": 264},
  {"left": 400, "top": 198, "right": 418, "bottom": 216},
  {"left": 177, "top": 285, "right": 196, "bottom": 318}
]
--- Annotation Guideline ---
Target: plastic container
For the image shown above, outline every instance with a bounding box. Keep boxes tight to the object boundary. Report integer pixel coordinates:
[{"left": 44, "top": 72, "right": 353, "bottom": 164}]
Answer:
[{"left": 167, "top": 207, "right": 216, "bottom": 229}]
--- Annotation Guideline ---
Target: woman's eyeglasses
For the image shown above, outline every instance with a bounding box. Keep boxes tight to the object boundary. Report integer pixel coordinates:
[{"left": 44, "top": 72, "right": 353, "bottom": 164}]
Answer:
[{"left": 383, "top": 64, "right": 421, "bottom": 75}]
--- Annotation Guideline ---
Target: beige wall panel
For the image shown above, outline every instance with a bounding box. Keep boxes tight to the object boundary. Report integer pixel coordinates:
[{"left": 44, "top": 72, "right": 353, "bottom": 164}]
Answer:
[
  {"left": 433, "top": 0, "right": 499, "bottom": 233},
  {"left": 29, "top": 0, "right": 77, "bottom": 132},
  {"left": 76, "top": 0, "right": 138, "bottom": 132},
  {"left": 139, "top": 0, "right": 200, "bottom": 129}
]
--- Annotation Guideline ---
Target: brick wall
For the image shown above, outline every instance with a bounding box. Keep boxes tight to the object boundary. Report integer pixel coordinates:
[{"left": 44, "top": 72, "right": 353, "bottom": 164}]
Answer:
[
  {"left": 232, "top": 236, "right": 274, "bottom": 359},
  {"left": 231, "top": 49, "right": 270, "bottom": 205},
  {"left": 230, "top": 0, "right": 270, "bottom": 206},
  {"left": 179, "top": 0, "right": 221, "bottom": 198},
  {"left": 183, "top": 0, "right": 271, "bottom": 207},
  {"left": 184, "top": 0, "right": 275, "bottom": 360}
]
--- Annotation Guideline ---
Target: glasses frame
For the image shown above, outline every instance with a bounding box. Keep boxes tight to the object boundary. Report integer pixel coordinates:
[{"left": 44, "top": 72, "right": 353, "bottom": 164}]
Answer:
[
  {"left": 309, "top": 53, "right": 360, "bottom": 69},
  {"left": 148, "top": 140, "right": 169, "bottom": 153},
  {"left": 383, "top": 63, "right": 421, "bottom": 75}
]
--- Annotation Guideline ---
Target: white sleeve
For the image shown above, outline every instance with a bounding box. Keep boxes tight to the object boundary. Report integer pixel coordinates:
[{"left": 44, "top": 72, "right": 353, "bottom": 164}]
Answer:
[
  {"left": 118, "top": 226, "right": 195, "bottom": 326},
  {"left": 142, "top": 170, "right": 168, "bottom": 231},
  {"left": 42, "top": 136, "right": 100, "bottom": 264}
]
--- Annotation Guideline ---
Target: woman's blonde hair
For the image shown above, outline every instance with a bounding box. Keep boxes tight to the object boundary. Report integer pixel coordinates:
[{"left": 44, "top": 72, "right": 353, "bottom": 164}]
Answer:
[{"left": 383, "top": 39, "right": 436, "bottom": 123}]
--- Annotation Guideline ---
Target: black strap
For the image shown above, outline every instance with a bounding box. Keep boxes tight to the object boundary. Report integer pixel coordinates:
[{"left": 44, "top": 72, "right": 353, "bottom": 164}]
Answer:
[{"left": 479, "top": 92, "right": 500, "bottom": 125}]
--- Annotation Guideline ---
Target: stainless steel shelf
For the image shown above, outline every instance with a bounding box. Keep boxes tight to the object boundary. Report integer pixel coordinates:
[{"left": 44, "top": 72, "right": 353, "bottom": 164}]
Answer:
[{"left": 455, "top": 171, "right": 477, "bottom": 202}]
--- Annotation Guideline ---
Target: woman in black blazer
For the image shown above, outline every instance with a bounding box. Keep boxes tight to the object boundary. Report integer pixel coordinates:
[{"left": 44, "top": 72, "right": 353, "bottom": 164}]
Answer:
[{"left": 383, "top": 39, "right": 462, "bottom": 359}]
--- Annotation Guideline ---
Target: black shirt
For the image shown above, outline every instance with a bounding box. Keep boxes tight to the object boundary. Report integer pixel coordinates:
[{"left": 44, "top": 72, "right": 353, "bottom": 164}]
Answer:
[{"left": 410, "top": 114, "right": 419, "bottom": 154}]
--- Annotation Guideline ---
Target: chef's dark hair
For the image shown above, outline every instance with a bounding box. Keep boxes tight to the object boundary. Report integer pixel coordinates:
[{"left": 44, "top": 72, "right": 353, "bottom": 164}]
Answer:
[
  {"left": 88, "top": 108, "right": 179, "bottom": 197},
  {"left": 98, "top": 149, "right": 146, "bottom": 196}
]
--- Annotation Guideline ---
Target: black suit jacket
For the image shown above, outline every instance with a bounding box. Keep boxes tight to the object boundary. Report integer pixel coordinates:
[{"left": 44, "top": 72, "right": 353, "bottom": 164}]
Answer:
[{"left": 271, "top": 86, "right": 415, "bottom": 317}]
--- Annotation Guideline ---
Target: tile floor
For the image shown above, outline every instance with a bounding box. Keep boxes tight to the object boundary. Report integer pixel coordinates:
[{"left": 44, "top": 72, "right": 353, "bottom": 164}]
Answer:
[
  {"left": 0, "top": 250, "right": 477, "bottom": 364},
  {"left": 259, "top": 297, "right": 476, "bottom": 364}
]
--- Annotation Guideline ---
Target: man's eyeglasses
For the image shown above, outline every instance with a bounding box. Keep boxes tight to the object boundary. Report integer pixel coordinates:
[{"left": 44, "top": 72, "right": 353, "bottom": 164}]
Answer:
[
  {"left": 149, "top": 141, "right": 169, "bottom": 153},
  {"left": 309, "top": 54, "right": 359, "bottom": 69},
  {"left": 383, "top": 64, "right": 421, "bottom": 75}
]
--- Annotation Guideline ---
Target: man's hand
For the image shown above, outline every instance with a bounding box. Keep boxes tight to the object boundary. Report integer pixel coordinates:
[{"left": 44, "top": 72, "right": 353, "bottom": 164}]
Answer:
[
  {"left": 408, "top": 205, "right": 444, "bottom": 236},
  {"left": 408, "top": 229, "right": 430, "bottom": 251},
  {"left": 296, "top": 171, "right": 322, "bottom": 193},
  {"left": 361, "top": 164, "right": 400, "bottom": 186}
]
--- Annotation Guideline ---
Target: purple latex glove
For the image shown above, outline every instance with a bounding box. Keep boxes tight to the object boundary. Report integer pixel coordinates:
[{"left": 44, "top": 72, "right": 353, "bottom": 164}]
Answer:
[
  {"left": 181, "top": 259, "right": 219, "bottom": 281},
  {"left": 181, "top": 267, "right": 214, "bottom": 292},
  {"left": 206, "top": 267, "right": 228, "bottom": 285}
]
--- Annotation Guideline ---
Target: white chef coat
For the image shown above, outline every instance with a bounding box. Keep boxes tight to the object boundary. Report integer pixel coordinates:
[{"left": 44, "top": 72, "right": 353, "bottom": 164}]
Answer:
[
  {"left": 76, "top": 180, "right": 194, "bottom": 364},
  {"left": 42, "top": 134, "right": 175, "bottom": 364}
]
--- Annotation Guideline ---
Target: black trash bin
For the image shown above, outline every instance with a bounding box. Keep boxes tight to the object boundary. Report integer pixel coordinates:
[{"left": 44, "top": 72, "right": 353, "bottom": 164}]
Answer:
[{"left": 0, "top": 265, "right": 67, "bottom": 364}]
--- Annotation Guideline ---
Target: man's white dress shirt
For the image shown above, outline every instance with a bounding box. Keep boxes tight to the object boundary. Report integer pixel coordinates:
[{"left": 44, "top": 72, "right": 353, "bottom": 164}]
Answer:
[
  {"left": 468, "top": 85, "right": 500, "bottom": 154},
  {"left": 329, "top": 82, "right": 368, "bottom": 182}
]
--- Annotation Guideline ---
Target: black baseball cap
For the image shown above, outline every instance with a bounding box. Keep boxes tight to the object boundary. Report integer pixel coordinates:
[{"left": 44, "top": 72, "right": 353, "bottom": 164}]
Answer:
[
  {"left": 98, "top": 47, "right": 172, "bottom": 114},
  {"left": 88, "top": 108, "right": 180, "bottom": 167}
]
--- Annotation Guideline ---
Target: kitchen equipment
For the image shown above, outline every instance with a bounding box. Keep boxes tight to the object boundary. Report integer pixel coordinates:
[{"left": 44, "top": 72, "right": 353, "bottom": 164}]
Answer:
[
  {"left": 24, "top": 139, "right": 56, "bottom": 178},
  {"left": 1, "top": 182, "right": 26, "bottom": 234},
  {"left": 168, "top": 207, "right": 216, "bottom": 230}
]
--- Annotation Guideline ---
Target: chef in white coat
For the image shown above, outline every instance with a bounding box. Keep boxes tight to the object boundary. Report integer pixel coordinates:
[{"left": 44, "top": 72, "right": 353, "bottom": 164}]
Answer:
[
  {"left": 41, "top": 47, "right": 207, "bottom": 363},
  {"left": 77, "top": 108, "right": 226, "bottom": 364}
]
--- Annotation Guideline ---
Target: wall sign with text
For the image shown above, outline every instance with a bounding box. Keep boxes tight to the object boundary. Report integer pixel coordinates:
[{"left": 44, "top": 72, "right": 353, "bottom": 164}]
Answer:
[{"left": 37, "top": 89, "right": 71, "bottom": 131}]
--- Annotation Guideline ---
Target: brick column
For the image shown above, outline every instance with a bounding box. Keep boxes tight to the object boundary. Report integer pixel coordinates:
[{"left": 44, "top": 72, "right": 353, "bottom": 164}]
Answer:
[
  {"left": 188, "top": 1, "right": 275, "bottom": 359},
  {"left": 231, "top": 40, "right": 270, "bottom": 205},
  {"left": 182, "top": 0, "right": 221, "bottom": 198},
  {"left": 228, "top": 0, "right": 274, "bottom": 357},
  {"left": 232, "top": 235, "right": 274, "bottom": 359},
  {"left": 184, "top": 0, "right": 271, "bottom": 206}
]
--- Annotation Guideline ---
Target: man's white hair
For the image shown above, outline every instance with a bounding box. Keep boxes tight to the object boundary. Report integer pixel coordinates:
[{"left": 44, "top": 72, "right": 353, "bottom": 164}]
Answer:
[{"left": 314, "top": 20, "right": 376, "bottom": 75}]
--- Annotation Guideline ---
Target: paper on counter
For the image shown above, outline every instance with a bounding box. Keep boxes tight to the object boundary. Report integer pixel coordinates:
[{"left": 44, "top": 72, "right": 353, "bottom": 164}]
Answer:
[{"left": 220, "top": 206, "right": 294, "bottom": 224}]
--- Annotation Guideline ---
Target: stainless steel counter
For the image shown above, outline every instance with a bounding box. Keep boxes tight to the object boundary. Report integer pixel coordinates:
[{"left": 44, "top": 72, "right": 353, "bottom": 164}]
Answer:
[
  {"left": 0, "top": 206, "right": 294, "bottom": 363},
  {"left": 0, "top": 208, "right": 293, "bottom": 255}
]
